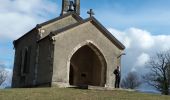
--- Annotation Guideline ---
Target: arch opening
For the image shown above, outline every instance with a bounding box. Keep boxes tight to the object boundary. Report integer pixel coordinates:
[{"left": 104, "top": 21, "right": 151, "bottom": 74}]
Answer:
[{"left": 69, "top": 44, "right": 107, "bottom": 87}]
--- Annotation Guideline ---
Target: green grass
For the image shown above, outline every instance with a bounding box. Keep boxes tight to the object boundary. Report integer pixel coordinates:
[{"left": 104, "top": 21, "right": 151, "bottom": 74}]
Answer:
[{"left": 0, "top": 87, "right": 169, "bottom": 100}]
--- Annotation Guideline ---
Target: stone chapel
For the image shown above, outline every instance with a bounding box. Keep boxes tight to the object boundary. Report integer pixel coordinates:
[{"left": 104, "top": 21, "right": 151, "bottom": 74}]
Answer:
[{"left": 12, "top": 0, "right": 125, "bottom": 88}]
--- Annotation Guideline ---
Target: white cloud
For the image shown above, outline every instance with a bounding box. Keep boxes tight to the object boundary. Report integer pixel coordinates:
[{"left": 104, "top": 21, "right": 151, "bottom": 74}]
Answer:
[
  {"left": 109, "top": 27, "right": 170, "bottom": 76},
  {"left": 136, "top": 53, "right": 150, "bottom": 67},
  {"left": 126, "top": 28, "right": 155, "bottom": 49},
  {"left": 108, "top": 28, "right": 131, "bottom": 48},
  {"left": 0, "top": 0, "right": 58, "bottom": 41}
]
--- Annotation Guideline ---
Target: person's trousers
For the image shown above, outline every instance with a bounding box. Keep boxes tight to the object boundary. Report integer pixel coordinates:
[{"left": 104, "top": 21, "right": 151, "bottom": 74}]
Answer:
[{"left": 115, "top": 77, "right": 120, "bottom": 88}]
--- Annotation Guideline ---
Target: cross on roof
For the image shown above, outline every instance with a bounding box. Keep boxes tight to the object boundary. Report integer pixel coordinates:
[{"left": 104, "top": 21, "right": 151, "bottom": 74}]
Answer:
[{"left": 87, "top": 9, "right": 95, "bottom": 17}]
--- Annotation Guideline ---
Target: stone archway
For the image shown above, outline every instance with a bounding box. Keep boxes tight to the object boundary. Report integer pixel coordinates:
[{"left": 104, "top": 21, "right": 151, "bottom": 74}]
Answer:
[{"left": 68, "top": 42, "right": 107, "bottom": 87}]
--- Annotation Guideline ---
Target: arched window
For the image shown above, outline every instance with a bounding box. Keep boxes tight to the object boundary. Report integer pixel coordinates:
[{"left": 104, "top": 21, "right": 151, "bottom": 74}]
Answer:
[{"left": 20, "top": 47, "right": 31, "bottom": 76}]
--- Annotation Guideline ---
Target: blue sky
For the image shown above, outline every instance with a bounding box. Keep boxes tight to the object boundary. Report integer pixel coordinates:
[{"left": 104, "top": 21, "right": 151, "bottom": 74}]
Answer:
[
  {"left": 88, "top": 0, "right": 170, "bottom": 35},
  {"left": 45, "top": 0, "right": 170, "bottom": 35},
  {"left": 1, "top": 0, "right": 170, "bottom": 89},
  {"left": 73, "top": 0, "right": 170, "bottom": 35}
]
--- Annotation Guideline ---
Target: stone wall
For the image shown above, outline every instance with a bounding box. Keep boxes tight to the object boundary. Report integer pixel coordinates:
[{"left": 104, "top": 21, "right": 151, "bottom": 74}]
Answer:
[
  {"left": 12, "top": 29, "right": 38, "bottom": 87},
  {"left": 36, "top": 38, "right": 53, "bottom": 86}
]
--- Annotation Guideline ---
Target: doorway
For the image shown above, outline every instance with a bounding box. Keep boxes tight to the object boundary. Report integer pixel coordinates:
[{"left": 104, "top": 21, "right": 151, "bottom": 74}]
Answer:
[{"left": 69, "top": 44, "right": 107, "bottom": 87}]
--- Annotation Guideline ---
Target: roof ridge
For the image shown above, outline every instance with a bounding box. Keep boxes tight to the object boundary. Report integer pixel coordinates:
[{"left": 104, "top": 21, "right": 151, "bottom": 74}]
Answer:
[
  {"left": 50, "top": 17, "right": 92, "bottom": 35},
  {"left": 14, "top": 12, "right": 83, "bottom": 43},
  {"left": 89, "top": 17, "right": 125, "bottom": 50},
  {"left": 38, "top": 12, "right": 83, "bottom": 27}
]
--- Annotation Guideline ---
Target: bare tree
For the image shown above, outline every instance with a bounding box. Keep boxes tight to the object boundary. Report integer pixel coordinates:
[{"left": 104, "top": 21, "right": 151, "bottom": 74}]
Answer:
[
  {"left": 0, "top": 68, "right": 8, "bottom": 86},
  {"left": 121, "top": 71, "right": 142, "bottom": 89},
  {"left": 143, "top": 51, "right": 170, "bottom": 95}
]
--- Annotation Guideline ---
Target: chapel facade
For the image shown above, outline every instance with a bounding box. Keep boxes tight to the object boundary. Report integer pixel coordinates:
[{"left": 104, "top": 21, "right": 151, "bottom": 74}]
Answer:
[{"left": 12, "top": 0, "right": 125, "bottom": 88}]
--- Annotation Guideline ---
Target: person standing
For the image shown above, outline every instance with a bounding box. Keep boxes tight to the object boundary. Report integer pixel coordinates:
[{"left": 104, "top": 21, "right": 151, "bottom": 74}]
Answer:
[{"left": 114, "top": 66, "right": 120, "bottom": 88}]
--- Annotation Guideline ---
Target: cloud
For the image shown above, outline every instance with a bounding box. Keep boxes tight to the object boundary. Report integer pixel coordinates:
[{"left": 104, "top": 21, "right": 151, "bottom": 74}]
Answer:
[
  {"left": 0, "top": 0, "right": 58, "bottom": 41},
  {"left": 109, "top": 27, "right": 170, "bottom": 76},
  {"left": 135, "top": 53, "right": 150, "bottom": 67},
  {"left": 126, "top": 28, "right": 155, "bottom": 49}
]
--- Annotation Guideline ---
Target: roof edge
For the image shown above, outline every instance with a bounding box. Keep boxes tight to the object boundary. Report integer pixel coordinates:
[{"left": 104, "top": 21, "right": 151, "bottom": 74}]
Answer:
[
  {"left": 89, "top": 17, "right": 125, "bottom": 50},
  {"left": 38, "top": 12, "right": 83, "bottom": 27},
  {"left": 14, "top": 27, "right": 37, "bottom": 44},
  {"left": 14, "top": 12, "right": 83, "bottom": 45}
]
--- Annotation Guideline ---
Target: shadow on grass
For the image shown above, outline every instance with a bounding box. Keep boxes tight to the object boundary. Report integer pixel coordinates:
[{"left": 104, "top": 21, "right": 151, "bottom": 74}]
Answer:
[{"left": 68, "top": 85, "right": 89, "bottom": 90}]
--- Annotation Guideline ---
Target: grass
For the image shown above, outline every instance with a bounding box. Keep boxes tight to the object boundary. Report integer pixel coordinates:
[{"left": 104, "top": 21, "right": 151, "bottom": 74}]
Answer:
[{"left": 0, "top": 87, "right": 170, "bottom": 100}]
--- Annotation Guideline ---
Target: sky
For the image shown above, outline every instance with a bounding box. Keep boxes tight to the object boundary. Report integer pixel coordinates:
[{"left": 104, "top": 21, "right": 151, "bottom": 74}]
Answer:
[{"left": 0, "top": 0, "right": 170, "bottom": 89}]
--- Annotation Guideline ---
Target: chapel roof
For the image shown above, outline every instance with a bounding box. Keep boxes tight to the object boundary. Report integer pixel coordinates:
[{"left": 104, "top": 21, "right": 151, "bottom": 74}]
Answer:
[
  {"left": 14, "top": 12, "right": 82, "bottom": 43},
  {"left": 14, "top": 13, "right": 125, "bottom": 50}
]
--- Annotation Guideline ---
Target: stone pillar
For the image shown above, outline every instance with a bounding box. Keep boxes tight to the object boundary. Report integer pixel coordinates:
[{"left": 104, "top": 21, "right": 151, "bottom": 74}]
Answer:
[
  {"left": 74, "top": 0, "right": 80, "bottom": 15},
  {"left": 61, "top": 0, "right": 80, "bottom": 16},
  {"left": 61, "top": 0, "right": 69, "bottom": 15}
]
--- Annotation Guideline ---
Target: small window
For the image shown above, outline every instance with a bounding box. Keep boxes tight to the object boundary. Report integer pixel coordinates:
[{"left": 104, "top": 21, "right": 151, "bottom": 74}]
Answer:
[{"left": 20, "top": 46, "right": 31, "bottom": 76}]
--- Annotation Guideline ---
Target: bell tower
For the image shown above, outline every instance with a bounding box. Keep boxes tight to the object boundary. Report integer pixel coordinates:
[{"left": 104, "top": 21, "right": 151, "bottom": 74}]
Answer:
[
  {"left": 61, "top": 0, "right": 69, "bottom": 15},
  {"left": 61, "top": 0, "right": 80, "bottom": 16},
  {"left": 74, "top": 0, "right": 80, "bottom": 15}
]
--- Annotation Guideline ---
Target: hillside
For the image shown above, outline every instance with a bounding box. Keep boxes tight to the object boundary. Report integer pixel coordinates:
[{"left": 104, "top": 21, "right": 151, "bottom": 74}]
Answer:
[{"left": 0, "top": 87, "right": 169, "bottom": 100}]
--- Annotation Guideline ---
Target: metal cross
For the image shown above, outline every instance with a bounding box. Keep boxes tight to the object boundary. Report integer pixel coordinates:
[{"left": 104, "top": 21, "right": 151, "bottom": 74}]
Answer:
[{"left": 87, "top": 9, "right": 95, "bottom": 17}]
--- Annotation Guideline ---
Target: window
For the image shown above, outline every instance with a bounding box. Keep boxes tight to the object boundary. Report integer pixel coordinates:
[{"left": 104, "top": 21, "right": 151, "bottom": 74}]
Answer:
[{"left": 20, "top": 46, "right": 31, "bottom": 76}]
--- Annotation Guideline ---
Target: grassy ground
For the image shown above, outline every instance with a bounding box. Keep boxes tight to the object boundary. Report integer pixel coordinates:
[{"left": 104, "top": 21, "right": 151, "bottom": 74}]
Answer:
[{"left": 0, "top": 87, "right": 169, "bottom": 100}]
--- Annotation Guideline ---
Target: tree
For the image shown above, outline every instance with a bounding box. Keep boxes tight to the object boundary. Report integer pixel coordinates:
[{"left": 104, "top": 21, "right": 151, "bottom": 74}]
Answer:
[
  {"left": 143, "top": 51, "right": 170, "bottom": 95},
  {"left": 0, "top": 68, "right": 8, "bottom": 86},
  {"left": 121, "top": 71, "right": 142, "bottom": 89}
]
